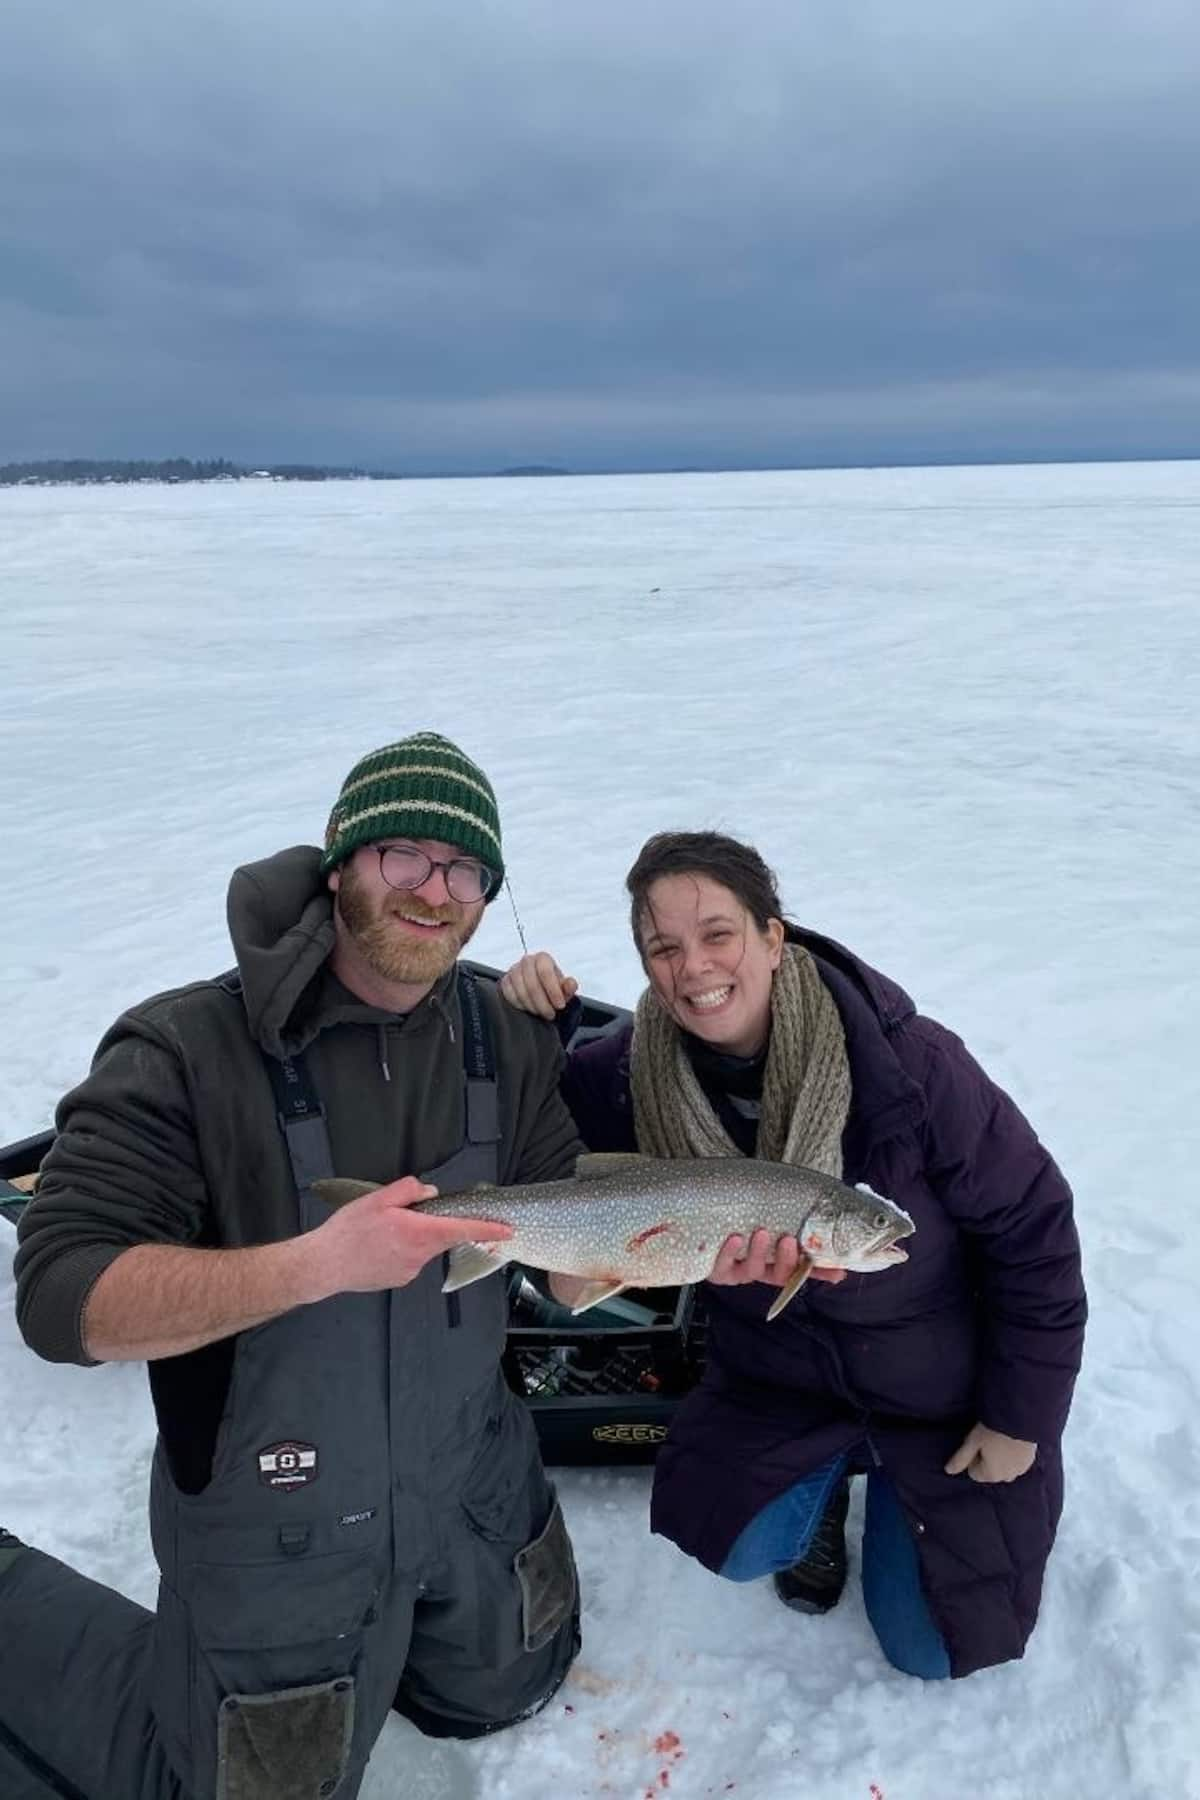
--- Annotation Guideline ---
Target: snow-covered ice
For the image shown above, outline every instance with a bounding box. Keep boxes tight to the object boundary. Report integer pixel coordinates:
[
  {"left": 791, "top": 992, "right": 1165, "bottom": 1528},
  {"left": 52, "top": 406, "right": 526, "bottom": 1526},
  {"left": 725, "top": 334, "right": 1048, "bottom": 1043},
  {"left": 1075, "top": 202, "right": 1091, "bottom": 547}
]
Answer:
[{"left": 2, "top": 461, "right": 1198, "bottom": 1798}]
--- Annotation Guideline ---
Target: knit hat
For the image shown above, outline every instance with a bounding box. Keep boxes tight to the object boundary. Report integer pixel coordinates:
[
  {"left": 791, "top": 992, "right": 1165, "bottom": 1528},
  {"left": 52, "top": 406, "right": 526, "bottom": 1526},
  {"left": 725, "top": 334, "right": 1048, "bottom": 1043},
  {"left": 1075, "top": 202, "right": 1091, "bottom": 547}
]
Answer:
[{"left": 320, "top": 732, "right": 504, "bottom": 892}]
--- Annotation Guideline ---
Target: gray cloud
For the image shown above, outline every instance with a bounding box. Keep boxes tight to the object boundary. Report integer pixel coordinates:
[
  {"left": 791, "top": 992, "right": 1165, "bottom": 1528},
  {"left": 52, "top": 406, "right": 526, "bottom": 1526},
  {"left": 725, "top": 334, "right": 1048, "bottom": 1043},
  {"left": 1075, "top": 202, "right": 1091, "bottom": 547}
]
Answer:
[{"left": 2, "top": 0, "right": 1198, "bottom": 468}]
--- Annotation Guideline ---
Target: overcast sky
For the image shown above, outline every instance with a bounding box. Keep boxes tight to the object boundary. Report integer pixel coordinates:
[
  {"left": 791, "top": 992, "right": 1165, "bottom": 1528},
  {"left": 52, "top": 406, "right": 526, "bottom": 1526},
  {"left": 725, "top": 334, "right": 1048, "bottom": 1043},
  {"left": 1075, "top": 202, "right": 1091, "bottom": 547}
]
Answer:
[{"left": 2, "top": 0, "right": 1197, "bottom": 472}]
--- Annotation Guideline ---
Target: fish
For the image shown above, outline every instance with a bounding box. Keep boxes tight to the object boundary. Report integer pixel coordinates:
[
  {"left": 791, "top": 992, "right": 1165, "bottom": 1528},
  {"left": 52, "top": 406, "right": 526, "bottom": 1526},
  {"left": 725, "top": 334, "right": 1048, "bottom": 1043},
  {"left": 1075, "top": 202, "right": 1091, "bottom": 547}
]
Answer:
[{"left": 312, "top": 1151, "right": 915, "bottom": 1321}]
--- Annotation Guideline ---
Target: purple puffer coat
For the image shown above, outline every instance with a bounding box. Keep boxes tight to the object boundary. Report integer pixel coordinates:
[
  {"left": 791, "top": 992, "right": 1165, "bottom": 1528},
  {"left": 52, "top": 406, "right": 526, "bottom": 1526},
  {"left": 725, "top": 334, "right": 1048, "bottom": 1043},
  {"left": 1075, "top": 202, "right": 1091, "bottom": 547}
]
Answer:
[{"left": 562, "top": 929, "right": 1086, "bottom": 1678}]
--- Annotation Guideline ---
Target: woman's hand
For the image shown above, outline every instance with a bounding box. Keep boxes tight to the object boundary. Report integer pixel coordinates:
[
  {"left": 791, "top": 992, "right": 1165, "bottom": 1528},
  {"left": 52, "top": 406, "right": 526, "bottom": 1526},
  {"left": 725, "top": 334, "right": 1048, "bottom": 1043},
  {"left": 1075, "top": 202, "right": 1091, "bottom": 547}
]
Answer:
[
  {"left": 945, "top": 1423, "right": 1036, "bottom": 1484},
  {"left": 498, "top": 952, "right": 579, "bottom": 1020},
  {"left": 708, "top": 1230, "right": 847, "bottom": 1289}
]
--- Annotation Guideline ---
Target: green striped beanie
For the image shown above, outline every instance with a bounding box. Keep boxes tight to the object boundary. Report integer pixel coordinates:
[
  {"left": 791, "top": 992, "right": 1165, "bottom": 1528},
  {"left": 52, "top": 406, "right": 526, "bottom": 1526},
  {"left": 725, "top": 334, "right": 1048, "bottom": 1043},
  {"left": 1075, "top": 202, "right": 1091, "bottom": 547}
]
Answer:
[{"left": 321, "top": 732, "right": 504, "bottom": 891}]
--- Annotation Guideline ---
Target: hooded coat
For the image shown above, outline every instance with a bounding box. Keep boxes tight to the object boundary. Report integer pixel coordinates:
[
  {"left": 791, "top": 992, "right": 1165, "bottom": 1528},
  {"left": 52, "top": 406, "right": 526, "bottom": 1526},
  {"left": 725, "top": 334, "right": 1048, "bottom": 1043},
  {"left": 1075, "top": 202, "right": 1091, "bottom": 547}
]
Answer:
[
  {"left": 8, "top": 846, "right": 583, "bottom": 1798},
  {"left": 559, "top": 927, "right": 1086, "bottom": 1678},
  {"left": 17, "top": 845, "right": 578, "bottom": 1378}
]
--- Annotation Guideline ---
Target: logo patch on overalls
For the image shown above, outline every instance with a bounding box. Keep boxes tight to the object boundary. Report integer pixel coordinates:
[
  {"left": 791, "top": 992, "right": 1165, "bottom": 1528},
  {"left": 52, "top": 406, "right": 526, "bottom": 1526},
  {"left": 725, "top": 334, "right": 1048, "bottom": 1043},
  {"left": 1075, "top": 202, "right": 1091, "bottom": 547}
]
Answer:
[{"left": 257, "top": 1441, "right": 319, "bottom": 1491}]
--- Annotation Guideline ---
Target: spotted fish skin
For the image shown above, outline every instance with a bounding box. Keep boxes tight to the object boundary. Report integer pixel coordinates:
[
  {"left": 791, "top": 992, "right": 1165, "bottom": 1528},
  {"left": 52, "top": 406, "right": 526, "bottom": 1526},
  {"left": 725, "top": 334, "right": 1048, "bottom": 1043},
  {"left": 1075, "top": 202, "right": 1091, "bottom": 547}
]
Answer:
[{"left": 312, "top": 1152, "right": 915, "bottom": 1311}]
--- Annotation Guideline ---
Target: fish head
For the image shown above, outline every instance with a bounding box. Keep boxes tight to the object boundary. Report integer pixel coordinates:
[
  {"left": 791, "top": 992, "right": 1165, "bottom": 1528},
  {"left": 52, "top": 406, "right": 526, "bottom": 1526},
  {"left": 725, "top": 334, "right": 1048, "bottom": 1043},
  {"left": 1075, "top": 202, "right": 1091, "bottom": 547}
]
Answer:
[{"left": 799, "top": 1184, "right": 915, "bottom": 1272}]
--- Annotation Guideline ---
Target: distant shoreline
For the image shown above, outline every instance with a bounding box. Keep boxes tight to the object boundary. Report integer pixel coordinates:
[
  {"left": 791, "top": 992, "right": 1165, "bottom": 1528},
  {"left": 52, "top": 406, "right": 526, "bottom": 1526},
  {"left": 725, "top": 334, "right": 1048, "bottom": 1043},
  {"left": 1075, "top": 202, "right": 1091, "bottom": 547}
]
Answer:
[
  {"left": 2, "top": 452, "right": 1194, "bottom": 490},
  {"left": 0, "top": 459, "right": 573, "bottom": 488},
  {"left": 0, "top": 459, "right": 400, "bottom": 489}
]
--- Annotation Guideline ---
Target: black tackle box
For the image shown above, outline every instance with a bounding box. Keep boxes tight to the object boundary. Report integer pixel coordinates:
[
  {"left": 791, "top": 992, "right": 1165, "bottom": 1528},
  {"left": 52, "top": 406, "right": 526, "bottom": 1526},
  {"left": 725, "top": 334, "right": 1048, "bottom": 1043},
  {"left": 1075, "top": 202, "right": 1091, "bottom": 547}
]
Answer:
[{"left": 503, "top": 1272, "right": 706, "bottom": 1464}]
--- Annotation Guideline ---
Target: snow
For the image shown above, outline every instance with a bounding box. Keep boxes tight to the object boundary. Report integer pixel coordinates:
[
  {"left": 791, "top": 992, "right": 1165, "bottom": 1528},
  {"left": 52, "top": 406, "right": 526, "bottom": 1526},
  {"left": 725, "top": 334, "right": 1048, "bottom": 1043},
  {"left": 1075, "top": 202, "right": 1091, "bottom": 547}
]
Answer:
[{"left": 2, "top": 460, "right": 1199, "bottom": 1799}]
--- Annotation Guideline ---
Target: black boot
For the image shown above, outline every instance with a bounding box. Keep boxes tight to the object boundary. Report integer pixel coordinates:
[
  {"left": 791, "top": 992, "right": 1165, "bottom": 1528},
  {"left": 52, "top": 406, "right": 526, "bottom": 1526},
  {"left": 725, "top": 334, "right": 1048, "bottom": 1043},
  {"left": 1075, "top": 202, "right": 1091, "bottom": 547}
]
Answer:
[{"left": 772, "top": 1477, "right": 850, "bottom": 1615}]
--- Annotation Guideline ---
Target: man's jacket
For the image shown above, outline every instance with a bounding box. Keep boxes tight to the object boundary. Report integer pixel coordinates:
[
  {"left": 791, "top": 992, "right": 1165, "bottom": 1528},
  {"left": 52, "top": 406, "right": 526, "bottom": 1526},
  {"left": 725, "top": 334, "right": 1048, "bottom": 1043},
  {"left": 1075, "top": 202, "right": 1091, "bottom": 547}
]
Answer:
[{"left": 12, "top": 845, "right": 582, "bottom": 1794}]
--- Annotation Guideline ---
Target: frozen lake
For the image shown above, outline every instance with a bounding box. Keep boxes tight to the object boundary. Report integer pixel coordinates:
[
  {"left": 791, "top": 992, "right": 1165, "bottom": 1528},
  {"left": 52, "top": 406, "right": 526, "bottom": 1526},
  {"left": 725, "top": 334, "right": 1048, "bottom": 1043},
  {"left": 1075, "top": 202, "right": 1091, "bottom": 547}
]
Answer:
[{"left": 3, "top": 460, "right": 1199, "bottom": 1798}]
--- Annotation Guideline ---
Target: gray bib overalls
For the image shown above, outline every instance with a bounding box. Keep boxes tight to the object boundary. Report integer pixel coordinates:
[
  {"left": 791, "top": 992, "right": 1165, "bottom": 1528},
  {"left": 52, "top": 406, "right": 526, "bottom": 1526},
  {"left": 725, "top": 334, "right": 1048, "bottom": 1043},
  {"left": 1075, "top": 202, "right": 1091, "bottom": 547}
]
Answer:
[{"left": 0, "top": 971, "right": 579, "bottom": 1799}]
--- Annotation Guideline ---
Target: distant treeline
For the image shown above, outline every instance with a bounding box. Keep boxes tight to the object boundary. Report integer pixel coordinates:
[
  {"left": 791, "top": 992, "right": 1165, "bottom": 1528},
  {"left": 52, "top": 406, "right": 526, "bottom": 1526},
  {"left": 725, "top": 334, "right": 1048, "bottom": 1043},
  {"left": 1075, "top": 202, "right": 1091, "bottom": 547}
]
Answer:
[{"left": 1, "top": 458, "right": 401, "bottom": 486}]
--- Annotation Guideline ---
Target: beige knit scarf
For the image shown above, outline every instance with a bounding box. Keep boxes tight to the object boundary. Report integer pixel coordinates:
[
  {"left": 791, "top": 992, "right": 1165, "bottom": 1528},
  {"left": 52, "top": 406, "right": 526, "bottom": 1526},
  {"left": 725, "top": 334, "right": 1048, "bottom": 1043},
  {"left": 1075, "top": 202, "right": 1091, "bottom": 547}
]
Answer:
[{"left": 630, "top": 942, "right": 851, "bottom": 1176}]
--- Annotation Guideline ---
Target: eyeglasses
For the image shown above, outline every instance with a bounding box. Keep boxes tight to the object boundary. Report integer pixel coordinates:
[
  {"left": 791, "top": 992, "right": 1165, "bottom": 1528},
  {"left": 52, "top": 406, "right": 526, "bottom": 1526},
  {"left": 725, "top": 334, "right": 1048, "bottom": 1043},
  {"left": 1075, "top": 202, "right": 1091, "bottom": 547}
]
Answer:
[{"left": 374, "top": 842, "right": 499, "bottom": 904}]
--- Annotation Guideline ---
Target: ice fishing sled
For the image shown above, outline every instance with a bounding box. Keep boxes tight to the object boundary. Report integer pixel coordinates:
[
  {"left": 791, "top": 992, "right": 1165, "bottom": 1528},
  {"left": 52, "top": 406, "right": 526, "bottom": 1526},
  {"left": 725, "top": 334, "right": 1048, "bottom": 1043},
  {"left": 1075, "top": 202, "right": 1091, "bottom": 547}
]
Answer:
[{"left": 0, "top": 963, "right": 705, "bottom": 1466}]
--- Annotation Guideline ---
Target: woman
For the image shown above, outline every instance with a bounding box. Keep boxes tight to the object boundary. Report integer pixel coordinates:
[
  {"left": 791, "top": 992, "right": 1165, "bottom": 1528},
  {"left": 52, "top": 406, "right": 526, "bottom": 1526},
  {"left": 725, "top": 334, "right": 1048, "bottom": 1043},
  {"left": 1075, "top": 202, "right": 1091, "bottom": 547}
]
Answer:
[{"left": 500, "top": 831, "right": 1085, "bottom": 1680}]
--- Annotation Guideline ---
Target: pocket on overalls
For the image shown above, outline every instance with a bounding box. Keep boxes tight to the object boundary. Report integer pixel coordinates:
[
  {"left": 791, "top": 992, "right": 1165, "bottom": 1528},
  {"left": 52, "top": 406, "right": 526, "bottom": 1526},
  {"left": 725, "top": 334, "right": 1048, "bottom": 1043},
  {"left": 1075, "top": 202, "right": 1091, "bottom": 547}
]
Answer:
[
  {"left": 458, "top": 1398, "right": 544, "bottom": 1544},
  {"left": 514, "top": 1490, "right": 578, "bottom": 1653},
  {"left": 216, "top": 1676, "right": 355, "bottom": 1800},
  {"left": 456, "top": 1403, "right": 576, "bottom": 1664},
  {"left": 187, "top": 1551, "right": 379, "bottom": 1800}
]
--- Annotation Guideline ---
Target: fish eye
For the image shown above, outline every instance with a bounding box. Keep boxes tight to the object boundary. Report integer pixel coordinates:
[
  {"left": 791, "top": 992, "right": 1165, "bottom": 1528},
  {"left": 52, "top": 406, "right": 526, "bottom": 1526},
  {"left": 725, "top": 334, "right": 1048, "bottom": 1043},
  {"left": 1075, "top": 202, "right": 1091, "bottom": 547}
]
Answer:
[{"left": 873, "top": 1211, "right": 890, "bottom": 1230}]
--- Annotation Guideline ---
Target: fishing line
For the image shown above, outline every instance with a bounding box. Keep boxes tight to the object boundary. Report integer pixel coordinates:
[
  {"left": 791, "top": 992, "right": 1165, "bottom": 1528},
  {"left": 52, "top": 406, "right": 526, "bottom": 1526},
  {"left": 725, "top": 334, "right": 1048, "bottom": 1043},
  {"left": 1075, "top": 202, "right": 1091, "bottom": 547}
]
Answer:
[{"left": 504, "top": 877, "right": 529, "bottom": 955}]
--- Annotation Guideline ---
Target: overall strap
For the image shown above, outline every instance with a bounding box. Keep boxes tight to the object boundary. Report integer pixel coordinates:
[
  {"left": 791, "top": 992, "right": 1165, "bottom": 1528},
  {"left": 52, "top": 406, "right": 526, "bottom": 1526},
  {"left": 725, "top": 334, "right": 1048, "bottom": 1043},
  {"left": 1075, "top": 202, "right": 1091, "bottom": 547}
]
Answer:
[
  {"left": 420, "top": 970, "right": 503, "bottom": 1184},
  {"left": 456, "top": 966, "right": 501, "bottom": 1151},
  {"left": 429, "top": 967, "right": 504, "bottom": 1329},
  {"left": 230, "top": 952, "right": 338, "bottom": 1213},
  {"left": 260, "top": 967, "right": 502, "bottom": 1255},
  {"left": 262, "top": 1051, "right": 336, "bottom": 1212}
]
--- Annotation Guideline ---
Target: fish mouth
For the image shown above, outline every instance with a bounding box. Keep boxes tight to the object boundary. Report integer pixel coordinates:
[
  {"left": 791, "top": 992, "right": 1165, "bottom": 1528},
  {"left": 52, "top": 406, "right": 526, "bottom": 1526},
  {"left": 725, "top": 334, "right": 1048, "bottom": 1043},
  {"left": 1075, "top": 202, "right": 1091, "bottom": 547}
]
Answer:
[
  {"left": 843, "top": 1242, "right": 909, "bottom": 1272},
  {"left": 851, "top": 1226, "right": 912, "bottom": 1268}
]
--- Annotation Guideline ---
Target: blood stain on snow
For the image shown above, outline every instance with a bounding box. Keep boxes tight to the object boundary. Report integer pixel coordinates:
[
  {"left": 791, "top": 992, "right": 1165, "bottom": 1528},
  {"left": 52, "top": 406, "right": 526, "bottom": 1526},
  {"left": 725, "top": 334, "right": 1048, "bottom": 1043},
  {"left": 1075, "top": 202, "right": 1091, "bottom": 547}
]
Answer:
[
  {"left": 870, "top": 1787, "right": 885, "bottom": 1800},
  {"left": 655, "top": 1731, "right": 682, "bottom": 1755},
  {"left": 568, "top": 1666, "right": 620, "bottom": 1697}
]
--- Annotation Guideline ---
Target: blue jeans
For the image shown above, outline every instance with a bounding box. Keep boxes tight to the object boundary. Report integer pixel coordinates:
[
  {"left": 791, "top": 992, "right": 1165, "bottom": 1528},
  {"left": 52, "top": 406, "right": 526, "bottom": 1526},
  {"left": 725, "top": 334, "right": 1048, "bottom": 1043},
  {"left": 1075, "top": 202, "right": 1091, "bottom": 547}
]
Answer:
[{"left": 719, "top": 1454, "right": 951, "bottom": 1680}]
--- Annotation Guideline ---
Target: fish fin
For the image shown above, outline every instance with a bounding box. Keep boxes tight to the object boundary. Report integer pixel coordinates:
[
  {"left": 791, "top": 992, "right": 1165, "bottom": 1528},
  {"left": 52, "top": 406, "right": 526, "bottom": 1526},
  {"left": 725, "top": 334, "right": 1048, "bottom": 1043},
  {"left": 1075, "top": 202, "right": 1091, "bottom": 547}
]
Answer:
[
  {"left": 569, "top": 1278, "right": 629, "bottom": 1314},
  {"left": 312, "top": 1178, "right": 380, "bottom": 1209},
  {"left": 766, "top": 1254, "right": 814, "bottom": 1321},
  {"left": 573, "top": 1152, "right": 654, "bottom": 1180},
  {"left": 442, "top": 1242, "right": 512, "bottom": 1292},
  {"left": 431, "top": 1181, "right": 497, "bottom": 1210}
]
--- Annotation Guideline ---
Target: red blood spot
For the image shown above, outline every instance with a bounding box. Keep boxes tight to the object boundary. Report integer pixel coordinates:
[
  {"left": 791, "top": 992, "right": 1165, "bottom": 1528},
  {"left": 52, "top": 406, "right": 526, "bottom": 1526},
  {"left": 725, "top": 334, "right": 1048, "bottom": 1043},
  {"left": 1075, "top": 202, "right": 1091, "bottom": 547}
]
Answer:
[
  {"left": 869, "top": 1787, "right": 885, "bottom": 1800},
  {"left": 805, "top": 1232, "right": 824, "bottom": 1251},
  {"left": 654, "top": 1731, "right": 682, "bottom": 1755},
  {"left": 626, "top": 1221, "right": 676, "bottom": 1252}
]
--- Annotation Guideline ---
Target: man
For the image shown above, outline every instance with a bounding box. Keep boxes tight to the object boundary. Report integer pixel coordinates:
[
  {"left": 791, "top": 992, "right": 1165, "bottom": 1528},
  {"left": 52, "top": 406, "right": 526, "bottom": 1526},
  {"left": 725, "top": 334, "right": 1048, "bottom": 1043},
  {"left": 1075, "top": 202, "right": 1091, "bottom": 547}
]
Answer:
[{"left": 1, "top": 732, "right": 581, "bottom": 1800}]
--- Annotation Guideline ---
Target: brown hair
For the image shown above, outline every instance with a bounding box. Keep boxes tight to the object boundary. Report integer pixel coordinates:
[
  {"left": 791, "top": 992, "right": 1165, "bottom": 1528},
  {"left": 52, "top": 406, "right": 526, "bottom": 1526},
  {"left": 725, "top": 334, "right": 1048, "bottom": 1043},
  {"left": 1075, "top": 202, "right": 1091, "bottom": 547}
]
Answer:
[{"left": 625, "top": 831, "right": 787, "bottom": 959}]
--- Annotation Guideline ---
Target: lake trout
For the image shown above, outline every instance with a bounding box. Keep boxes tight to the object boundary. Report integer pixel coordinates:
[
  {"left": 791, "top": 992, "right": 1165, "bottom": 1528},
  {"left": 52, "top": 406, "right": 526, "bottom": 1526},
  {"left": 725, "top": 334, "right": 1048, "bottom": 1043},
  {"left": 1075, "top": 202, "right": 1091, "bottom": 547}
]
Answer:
[{"left": 312, "top": 1152, "right": 915, "bottom": 1321}]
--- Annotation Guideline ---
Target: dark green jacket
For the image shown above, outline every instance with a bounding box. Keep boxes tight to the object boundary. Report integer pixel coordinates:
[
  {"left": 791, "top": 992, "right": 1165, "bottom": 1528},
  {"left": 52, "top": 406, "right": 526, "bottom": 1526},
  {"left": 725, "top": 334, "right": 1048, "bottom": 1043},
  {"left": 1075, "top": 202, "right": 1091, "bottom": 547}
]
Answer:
[
  {"left": 16, "top": 844, "right": 581, "bottom": 1374},
  {"left": 9, "top": 846, "right": 583, "bottom": 1794}
]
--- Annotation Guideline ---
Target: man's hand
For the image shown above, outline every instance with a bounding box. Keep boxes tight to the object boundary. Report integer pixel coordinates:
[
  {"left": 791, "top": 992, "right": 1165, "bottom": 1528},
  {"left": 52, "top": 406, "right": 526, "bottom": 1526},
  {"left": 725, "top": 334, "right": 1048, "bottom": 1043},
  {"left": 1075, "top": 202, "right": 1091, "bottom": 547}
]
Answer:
[
  {"left": 80, "top": 1178, "right": 516, "bottom": 1364},
  {"left": 945, "top": 1423, "right": 1037, "bottom": 1484},
  {"left": 708, "top": 1229, "right": 847, "bottom": 1289},
  {"left": 498, "top": 952, "right": 579, "bottom": 1020},
  {"left": 307, "top": 1178, "right": 515, "bottom": 1298}
]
